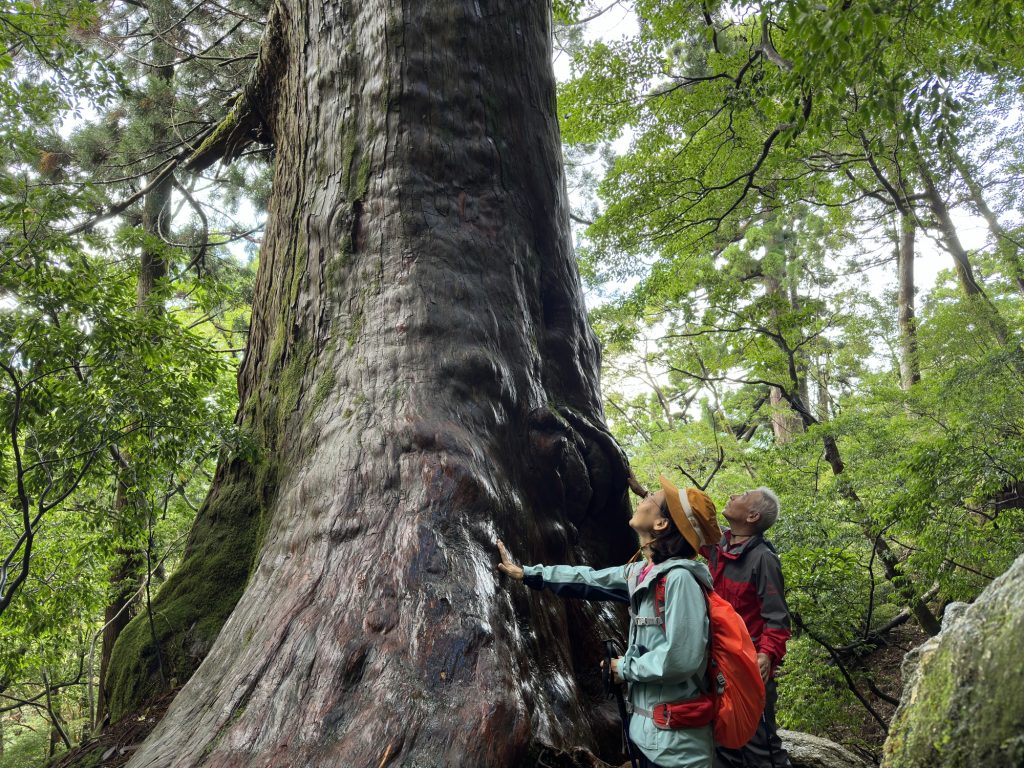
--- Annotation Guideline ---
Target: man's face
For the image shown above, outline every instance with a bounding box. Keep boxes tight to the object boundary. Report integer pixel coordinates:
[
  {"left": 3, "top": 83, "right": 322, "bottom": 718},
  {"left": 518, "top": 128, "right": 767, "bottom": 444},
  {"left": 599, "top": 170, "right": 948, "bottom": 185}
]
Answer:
[{"left": 723, "top": 489, "right": 759, "bottom": 525}]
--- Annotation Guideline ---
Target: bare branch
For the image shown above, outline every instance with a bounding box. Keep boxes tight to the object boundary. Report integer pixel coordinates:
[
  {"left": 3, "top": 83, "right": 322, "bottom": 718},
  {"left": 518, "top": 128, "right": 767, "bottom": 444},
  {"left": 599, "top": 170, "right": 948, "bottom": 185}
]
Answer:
[{"left": 759, "top": 13, "right": 793, "bottom": 71}]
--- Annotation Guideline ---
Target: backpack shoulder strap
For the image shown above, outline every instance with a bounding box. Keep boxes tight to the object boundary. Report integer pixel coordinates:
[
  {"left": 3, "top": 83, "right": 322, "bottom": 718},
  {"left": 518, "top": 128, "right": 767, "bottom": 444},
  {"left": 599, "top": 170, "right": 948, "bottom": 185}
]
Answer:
[
  {"left": 654, "top": 573, "right": 667, "bottom": 628},
  {"left": 696, "top": 584, "right": 714, "bottom": 694},
  {"left": 653, "top": 571, "right": 712, "bottom": 629},
  {"left": 655, "top": 571, "right": 716, "bottom": 693}
]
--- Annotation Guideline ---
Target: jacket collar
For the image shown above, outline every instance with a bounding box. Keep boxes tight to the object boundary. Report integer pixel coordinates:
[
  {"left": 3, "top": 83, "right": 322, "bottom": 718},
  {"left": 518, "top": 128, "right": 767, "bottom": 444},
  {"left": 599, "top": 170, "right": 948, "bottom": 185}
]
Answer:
[
  {"left": 629, "top": 556, "right": 713, "bottom": 597},
  {"left": 719, "top": 529, "right": 767, "bottom": 560}
]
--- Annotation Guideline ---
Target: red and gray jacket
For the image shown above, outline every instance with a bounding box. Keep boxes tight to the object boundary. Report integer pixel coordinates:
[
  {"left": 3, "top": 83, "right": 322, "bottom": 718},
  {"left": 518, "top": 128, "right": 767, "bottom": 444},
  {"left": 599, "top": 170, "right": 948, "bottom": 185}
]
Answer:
[{"left": 701, "top": 531, "right": 791, "bottom": 673}]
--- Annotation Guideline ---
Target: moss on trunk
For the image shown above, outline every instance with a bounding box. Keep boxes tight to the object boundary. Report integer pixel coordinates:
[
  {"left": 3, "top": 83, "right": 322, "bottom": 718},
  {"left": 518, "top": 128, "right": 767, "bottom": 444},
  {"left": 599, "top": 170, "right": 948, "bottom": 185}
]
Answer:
[{"left": 105, "top": 458, "right": 266, "bottom": 722}]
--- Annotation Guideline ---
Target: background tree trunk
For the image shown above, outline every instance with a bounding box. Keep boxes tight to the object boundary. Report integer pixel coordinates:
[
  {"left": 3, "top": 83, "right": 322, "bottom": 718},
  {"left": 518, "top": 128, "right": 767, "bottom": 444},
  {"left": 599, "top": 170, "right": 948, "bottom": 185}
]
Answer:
[
  {"left": 118, "top": 1, "right": 634, "bottom": 765},
  {"left": 97, "top": 480, "right": 143, "bottom": 728},
  {"left": 98, "top": 26, "right": 176, "bottom": 728},
  {"left": 947, "top": 146, "right": 1024, "bottom": 296},
  {"left": 768, "top": 385, "right": 802, "bottom": 443},
  {"left": 763, "top": 261, "right": 804, "bottom": 444},
  {"left": 896, "top": 209, "right": 920, "bottom": 389},
  {"left": 919, "top": 163, "right": 1014, "bottom": 347},
  {"left": 767, "top": 382, "right": 940, "bottom": 635}
]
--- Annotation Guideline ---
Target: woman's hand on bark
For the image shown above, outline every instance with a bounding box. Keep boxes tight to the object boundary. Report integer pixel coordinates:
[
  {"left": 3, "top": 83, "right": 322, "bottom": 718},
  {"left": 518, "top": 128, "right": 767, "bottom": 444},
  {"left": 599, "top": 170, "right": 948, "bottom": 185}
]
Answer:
[{"left": 496, "top": 540, "right": 524, "bottom": 580}]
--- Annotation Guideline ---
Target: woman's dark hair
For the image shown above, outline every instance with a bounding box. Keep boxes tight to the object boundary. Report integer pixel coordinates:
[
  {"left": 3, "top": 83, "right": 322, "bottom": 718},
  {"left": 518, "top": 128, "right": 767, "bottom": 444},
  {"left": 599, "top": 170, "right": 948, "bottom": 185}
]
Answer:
[{"left": 649, "top": 498, "right": 697, "bottom": 564}]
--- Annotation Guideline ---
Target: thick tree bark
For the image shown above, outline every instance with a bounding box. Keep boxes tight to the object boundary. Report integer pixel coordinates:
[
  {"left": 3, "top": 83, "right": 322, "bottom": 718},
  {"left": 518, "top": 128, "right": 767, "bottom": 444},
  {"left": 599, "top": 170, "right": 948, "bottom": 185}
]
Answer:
[
  {"left": 118, "top": 2, "right": 633, "bottom": 766},
  {"left": 896, "top": 209, "right": 920, "bottom": 389}
]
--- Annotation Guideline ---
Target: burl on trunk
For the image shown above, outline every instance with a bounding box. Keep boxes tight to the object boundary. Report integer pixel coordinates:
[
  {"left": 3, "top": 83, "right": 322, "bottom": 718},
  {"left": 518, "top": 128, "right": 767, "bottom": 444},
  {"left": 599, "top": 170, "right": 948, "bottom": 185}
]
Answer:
[{"left": 112, "top": 0, "right": 636, "bottom": 765}]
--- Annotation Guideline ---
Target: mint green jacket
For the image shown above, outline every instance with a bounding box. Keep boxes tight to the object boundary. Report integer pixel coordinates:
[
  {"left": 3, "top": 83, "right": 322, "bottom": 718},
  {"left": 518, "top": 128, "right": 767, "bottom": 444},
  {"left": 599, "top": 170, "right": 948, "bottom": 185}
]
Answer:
[{"left": 522, "top": 558, "right": 713, "bottom": 767}]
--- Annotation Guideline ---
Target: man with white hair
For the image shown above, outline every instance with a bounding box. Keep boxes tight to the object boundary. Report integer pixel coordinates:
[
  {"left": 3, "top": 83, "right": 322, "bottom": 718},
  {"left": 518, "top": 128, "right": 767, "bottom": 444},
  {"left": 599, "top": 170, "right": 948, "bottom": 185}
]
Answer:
[{"left": 703, "top": 487, "right": 792, "bottom": 768}]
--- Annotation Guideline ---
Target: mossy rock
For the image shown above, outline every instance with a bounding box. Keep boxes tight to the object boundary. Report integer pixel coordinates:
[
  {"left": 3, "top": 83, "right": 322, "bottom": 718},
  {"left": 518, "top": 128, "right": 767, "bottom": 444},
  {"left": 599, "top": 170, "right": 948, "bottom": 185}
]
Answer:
[{"left": 881, "top": 553, "right": 1024, "bottom": 767}]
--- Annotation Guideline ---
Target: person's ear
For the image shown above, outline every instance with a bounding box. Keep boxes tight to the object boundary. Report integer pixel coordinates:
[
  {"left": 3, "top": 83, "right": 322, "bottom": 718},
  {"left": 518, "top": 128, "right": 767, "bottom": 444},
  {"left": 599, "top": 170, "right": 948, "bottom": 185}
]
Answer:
[
  {"left": 653, "top": 517, "right": 669, "bottom": 533},
  {"left": 747, "top": 510, "right": 761, "bottom": 526}
]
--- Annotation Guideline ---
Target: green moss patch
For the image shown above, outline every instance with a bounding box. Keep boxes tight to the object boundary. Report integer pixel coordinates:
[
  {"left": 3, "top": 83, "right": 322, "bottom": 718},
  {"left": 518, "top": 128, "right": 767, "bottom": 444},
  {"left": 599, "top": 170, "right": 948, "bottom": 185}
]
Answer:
[
  {"left": 105, "top": 459, "right": 265, "bottom": 722},
  {"left": 883, "top": 556, "right": 1024, "bottom": 767}
]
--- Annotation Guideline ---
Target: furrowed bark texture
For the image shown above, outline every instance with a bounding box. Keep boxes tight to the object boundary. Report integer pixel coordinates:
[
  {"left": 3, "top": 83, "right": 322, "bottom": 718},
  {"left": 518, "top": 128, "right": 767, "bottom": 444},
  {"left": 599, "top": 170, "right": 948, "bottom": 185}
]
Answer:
[{"left": 123, "top": 1, "right": 633, "bottom": 765}]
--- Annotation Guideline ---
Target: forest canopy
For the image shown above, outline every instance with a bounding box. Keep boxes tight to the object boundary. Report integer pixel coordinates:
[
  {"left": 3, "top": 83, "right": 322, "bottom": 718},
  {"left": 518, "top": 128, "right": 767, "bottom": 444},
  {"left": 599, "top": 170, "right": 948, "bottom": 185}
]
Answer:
[
  {"left": 2, "top": 0, "right": 1022, "bottom": 764},
  {"left": 555, "top": 0, "right": 1024, "bottom": 751}
]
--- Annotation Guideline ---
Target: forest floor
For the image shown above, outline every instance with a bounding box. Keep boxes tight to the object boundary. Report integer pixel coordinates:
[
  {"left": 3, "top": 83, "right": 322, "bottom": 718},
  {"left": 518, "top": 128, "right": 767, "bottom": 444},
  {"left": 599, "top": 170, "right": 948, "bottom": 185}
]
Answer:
[
  {"left": 48, "top": 689, "right": 179, "bottom": 768},
  {"left": 827, "top": 622, "right": 928, "bottom": 762}
]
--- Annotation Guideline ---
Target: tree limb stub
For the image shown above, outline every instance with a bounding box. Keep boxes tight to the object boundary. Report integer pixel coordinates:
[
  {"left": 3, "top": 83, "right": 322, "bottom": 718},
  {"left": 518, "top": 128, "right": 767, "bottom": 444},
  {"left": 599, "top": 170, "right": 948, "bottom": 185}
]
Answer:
[{"left": 184, "top": 2, "right": 286, "bottom": 172}]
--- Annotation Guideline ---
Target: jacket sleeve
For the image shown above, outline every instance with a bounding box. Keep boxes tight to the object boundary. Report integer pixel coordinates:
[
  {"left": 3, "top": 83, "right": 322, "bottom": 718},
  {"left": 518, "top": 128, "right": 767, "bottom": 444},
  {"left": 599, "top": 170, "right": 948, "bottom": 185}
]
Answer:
[
  {"left": 754, "top": 550, "right": 791, "bottom": 664},
  {"left": 619, "top": 570, "right": 708, "bottom": 684},
  {"left": 520, "top": 564, "right": 630, "bottom": 604}
]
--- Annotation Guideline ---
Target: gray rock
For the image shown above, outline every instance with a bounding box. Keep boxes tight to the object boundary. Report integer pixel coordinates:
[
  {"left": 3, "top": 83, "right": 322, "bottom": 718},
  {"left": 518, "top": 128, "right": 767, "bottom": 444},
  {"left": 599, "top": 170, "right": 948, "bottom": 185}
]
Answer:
[
  {"left": 940, "top": 601, "right": 970, "bottom": 629},
  {"left": 779, "top": 729, "right": 874, "bottom": 768},
  {"left": 882, "top": 553, "right": 1024, "bottom": 768}
]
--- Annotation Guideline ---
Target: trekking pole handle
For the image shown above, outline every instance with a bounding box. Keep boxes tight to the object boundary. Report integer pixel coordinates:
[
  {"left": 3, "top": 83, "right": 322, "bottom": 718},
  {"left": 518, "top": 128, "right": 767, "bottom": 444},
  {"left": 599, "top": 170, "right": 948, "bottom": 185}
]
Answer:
[{"left": 602, "top": 639, "right": 614, "bottom": 694}]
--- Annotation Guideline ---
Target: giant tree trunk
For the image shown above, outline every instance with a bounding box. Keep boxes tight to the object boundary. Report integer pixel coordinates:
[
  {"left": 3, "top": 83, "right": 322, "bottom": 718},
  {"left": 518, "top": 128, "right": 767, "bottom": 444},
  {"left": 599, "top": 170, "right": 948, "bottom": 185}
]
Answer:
[{"left": 119, "top": 1, "right": 633, "bottom": 765}]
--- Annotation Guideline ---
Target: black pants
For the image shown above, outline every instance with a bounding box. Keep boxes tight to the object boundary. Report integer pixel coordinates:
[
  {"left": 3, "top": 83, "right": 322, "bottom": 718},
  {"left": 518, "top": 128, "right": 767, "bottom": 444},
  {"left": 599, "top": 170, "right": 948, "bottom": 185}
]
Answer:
[{"left": 713, "top": 679, "right": 792, "bottom": 768}]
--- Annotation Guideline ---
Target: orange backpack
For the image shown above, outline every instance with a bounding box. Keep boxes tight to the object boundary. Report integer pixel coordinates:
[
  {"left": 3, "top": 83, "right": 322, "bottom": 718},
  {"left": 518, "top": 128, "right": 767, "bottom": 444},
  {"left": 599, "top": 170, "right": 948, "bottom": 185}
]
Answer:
[{"left": 654, "top": 574, "right": 766, "bottom": 749}]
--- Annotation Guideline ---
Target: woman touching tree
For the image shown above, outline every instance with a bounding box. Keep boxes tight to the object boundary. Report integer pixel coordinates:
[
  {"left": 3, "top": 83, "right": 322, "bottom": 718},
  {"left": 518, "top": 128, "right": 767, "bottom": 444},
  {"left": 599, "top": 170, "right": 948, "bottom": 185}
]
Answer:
[{"left": 498, "top": 476, "right": 723, "bottom": 768}]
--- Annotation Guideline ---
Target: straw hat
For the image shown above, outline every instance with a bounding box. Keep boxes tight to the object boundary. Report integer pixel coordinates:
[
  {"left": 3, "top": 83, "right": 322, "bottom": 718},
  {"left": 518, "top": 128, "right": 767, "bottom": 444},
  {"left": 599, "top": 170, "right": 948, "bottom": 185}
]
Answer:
[{"left": 658, "top": 474, "right": 722, "bottom": 552}]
